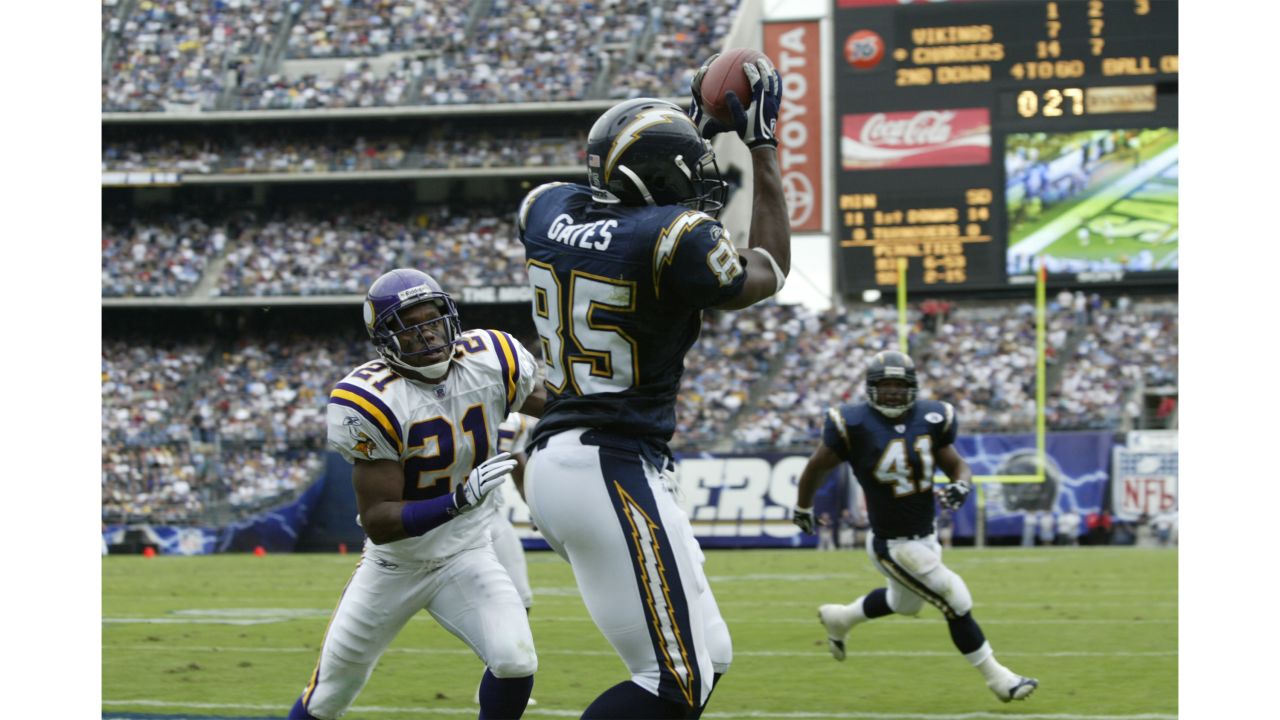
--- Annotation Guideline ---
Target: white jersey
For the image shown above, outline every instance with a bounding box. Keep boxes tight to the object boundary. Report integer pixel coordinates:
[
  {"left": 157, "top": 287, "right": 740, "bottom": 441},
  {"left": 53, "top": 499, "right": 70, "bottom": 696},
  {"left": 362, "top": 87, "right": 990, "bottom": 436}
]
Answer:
[
  {"left": 327, "top": 329, "right": 537, "bottom": 564},
  {"left": 498, "top": 412, "right": 538, "bottom": 455}
]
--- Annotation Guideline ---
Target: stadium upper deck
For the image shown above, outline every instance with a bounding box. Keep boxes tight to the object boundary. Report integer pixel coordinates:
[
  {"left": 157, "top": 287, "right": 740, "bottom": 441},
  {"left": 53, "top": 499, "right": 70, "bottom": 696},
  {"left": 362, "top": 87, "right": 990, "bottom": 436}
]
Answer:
[{"left": 102, "top": 0, "right": 741, "bottom": 112}]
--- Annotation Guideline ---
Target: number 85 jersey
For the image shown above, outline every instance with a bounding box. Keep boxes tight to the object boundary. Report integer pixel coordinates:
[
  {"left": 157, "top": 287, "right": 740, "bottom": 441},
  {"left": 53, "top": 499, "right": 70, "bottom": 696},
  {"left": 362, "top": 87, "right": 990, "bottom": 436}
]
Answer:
[
  {"left": 326, "top": 329, "right": 538, "bottom": 564},
  {"left": 518, "top": 182, "right": 747, "bottom": 446}
]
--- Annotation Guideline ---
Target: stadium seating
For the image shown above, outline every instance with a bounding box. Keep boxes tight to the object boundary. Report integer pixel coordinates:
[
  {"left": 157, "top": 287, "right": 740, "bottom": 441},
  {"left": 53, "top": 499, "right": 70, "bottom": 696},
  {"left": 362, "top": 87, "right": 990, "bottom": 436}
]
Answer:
[
  {"left": 102, "top": 0, "right": 742, "bottom": 111},
  {"left": 102, "top": 130, "right": 583, "bottom": 174},
  {"left": 101, "top": 295, "right": 1177, "bottom": 523}
]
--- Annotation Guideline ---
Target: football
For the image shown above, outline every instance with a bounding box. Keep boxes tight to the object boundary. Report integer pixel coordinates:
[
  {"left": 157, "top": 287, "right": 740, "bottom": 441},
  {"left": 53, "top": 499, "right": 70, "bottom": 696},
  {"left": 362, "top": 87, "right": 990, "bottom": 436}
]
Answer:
[{"left": 700, "top": 48, "right": 770, "bottom": 126}]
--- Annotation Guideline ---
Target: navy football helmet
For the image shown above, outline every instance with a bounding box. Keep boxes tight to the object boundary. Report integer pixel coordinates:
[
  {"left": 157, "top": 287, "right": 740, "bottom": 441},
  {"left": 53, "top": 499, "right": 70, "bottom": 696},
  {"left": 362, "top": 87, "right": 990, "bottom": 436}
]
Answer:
[
  {"left": 865, "top": 350, "right": 919, "bottom": 418},
  {"left": 363, "top": 268, "right": 461, "bottom": 381},
  {"left": 586, "top": 97, "right": 726, "bottom": 215}
]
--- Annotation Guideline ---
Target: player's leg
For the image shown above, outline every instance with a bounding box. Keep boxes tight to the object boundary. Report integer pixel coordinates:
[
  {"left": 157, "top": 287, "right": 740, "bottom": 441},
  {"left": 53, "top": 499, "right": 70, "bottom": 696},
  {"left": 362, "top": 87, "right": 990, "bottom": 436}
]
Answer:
[
  {"left": 873, "top": 535, "right": 1038, "bottom": 702},
  {"left": 666, "top": 486, "right": 731, "bottom": 719},
  {"left": 490, "top": 518, "right": 533, "bottom": 610},
  {"left": 288, "top": 556, "right": 423, "bottom": 720},
  {"left": 476, "top": 520, "right": 537, "bottom": 707},
  {"left": 427, "top": 543, "right": 537, "bottom": 720},
  {"left": 525, "top": 437, "right": 713, "bottom": 719},
  {"left": 816, "top": 530, "right": 900, "bottom": 661}
]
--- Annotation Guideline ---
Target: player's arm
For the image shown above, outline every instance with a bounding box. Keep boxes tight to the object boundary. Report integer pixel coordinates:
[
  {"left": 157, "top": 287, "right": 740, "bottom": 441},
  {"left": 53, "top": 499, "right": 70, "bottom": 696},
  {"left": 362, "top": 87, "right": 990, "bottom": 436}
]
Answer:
[
  {"left": 516, "top": 382, "right": 547, "bottom": 418},
  {"left": 688, "top": 55, "right": 789, "bottom": 311},
  {"left": 934, "top": 444, "right": 974, "bottom": 510},
  {"left": 510, "top": 451, "right": 528, "bottom": 500},
  {"left": 353, "top": 454, "right": 518, "bottom": 545},
  {"left": 352, "top": 458, "right": 418, "bottom": 545},
  {"left": 792, "top": 441, "right": 844, "bottom": 534},
  {"left": 715, "top": 148, "right": 789, "bottom": 311}
]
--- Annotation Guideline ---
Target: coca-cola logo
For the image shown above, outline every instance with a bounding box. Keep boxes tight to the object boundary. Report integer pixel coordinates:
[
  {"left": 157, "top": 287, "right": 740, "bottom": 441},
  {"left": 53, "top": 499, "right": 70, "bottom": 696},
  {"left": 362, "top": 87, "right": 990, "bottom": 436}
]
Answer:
[
  {"left": 844, "top": 30, "right": 884, "bottom": 70},
  {"left": 861, "top": 111, "right": 957, "bottom": 147},
  {"left": 842, "top": 108, "right": 990, "bottom": 170}
]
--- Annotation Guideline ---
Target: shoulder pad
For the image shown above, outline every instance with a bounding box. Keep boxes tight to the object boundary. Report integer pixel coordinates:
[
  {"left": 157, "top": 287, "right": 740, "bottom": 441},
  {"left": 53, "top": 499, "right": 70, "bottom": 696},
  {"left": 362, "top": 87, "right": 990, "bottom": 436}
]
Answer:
[
  {"left": 518, "top": 182, "right": 571, "bottom": 232},
  {"left": 652, "top": 209, "right": 720, "bottom": 298}
]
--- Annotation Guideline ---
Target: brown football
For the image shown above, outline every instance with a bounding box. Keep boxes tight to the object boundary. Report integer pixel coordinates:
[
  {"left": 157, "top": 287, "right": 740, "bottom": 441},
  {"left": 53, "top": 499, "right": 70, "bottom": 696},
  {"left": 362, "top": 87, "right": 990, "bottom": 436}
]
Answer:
[{"left": 699, "top": 48, "right": 769, "bottom": 126}]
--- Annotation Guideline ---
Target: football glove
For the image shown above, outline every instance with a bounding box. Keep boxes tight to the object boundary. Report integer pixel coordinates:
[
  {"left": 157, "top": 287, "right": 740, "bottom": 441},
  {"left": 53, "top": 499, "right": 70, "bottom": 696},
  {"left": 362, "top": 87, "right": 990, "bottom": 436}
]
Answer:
[
  {"left": 937, "top": 482, "right": 972, "bottom": 511},
  {"left": 725, "top": 57, "right": 782, "bottom": 150},
  {"left": 687, "top": 54, "right": 731, "bottom": 139},
  {"left": 452, "top": 452, "right": 517, "bottom": 515},
  {"left": 792, "top": 505, "right": 816, "bottom": 534}
]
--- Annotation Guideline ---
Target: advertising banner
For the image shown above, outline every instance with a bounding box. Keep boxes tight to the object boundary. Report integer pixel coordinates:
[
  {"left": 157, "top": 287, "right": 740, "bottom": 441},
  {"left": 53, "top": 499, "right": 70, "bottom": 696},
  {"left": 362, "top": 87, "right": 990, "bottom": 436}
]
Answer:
[
  {"left": 764, "top": 21, "right": 824, "bottom": 231},
  {"left": 841, "top": 108, "right": 991, "bottom": 170},
  {"left": 108, "top": 433, "right": 1117, "bottom": 553},
  {"left": 949, "top": 432, "right": 1115, "bottom": 539}
]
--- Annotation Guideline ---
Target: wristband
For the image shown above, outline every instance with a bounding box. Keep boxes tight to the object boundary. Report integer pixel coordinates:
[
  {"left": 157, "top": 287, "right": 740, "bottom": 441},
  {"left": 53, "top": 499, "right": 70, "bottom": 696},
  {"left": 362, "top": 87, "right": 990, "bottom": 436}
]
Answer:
[
  {"left": 400, "top": 494, "right": 457, "bottom": 537},
  {"left": 753, "top": 247, "right": 788, "bottom": 295}
]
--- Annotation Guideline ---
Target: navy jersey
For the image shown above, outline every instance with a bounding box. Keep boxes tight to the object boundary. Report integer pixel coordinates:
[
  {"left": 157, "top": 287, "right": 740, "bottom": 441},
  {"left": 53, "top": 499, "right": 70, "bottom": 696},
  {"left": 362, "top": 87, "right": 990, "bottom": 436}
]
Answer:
[
  {"left": 822, "top": 399, "right": 958, "bottom": 538},
  {"left": 518, "top": 182, "right": 747, "bottom": 448}
]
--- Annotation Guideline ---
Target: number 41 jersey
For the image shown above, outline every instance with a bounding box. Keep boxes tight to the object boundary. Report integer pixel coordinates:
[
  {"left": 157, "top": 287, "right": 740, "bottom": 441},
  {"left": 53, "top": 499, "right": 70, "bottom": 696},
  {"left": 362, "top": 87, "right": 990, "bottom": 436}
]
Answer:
[
  {"left": 518, "top": 182, "right": 747, "bottom": 446},
  {"left": 326, "top": 329, "right": 537, "bottom": 564},
  {"left": 823, "top": 400, "right": 958, "bottom": 539}
]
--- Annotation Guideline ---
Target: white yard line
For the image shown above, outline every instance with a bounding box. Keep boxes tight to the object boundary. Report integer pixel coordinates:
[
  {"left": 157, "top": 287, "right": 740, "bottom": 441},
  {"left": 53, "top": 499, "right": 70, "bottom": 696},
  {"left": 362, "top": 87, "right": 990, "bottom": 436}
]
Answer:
[
  {"left": 105, "top": 644, "right": 1174, "bottom": 659},
  {"left": 103, "top": 615, "right": 1175, "bottom": 626},
  {"left": 101, "top": 700, "right": 1177, "bottom": 719}
]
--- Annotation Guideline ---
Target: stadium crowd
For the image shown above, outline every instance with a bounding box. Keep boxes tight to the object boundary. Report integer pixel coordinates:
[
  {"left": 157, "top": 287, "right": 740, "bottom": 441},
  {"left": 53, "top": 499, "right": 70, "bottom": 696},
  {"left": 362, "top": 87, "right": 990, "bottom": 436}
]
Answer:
[
  {"left": 103, "top": 131, "right": 583, "bottom": 174},
  {"left": 672, "top": 304, "right": 806, "bottom": 450},
  {"left": 103, "top": 0, "right": 743, "bottom": 111},
  {"left": 1048, "top": 296, "right": 1177, "bottom": 430},
  {"left": 102, "top": 216, "right": 224, "bottom": 297},
  {"left": 102, "top": 294, "right": 1177, "bottom": 525},
  {"left": 102, "top": 208, "right": 525, "bottom": 298}
]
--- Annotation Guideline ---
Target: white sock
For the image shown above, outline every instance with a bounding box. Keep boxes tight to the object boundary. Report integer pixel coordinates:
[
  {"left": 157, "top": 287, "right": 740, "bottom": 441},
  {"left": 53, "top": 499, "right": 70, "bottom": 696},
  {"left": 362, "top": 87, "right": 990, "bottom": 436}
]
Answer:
[
  {"left": 966, "top": 642, "right": 1010, "bottom": 682},
  {"left": 847, "top": 595, "right": 872, "bottom": 625}
]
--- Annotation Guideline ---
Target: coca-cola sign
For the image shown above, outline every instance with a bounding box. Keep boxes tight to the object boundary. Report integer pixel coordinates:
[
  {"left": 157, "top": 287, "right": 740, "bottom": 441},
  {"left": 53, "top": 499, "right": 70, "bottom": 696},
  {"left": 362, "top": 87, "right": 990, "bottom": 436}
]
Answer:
[{"left": 842, "top": 108, "right": 990, "bottom": 170}]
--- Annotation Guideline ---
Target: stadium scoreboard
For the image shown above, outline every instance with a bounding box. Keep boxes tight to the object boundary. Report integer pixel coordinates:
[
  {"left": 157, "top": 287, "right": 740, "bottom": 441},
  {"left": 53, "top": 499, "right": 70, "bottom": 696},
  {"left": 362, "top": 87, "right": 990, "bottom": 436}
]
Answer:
[{"left": 833, "top": 0, "right": 1178, "bottom": 293}]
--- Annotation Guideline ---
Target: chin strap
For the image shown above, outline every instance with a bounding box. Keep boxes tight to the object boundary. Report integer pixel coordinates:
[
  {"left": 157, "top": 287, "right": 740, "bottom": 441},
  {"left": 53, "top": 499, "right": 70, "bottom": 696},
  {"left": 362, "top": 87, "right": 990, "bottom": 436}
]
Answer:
[{"left": 384, "top": 353, "right": 452, "bottom": 383}]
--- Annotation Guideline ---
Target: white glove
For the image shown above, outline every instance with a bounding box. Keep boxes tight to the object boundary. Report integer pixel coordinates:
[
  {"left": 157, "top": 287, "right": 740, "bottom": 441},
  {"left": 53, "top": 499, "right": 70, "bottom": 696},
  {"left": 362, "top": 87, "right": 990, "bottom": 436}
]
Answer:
[{"left": 452, "top": 452, "right": 517, "bottom": 515}]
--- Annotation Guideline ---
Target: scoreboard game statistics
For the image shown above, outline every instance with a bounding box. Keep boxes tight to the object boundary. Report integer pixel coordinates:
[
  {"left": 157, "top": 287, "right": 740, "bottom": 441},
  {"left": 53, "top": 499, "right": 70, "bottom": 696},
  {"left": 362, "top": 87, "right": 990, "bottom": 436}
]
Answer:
[{"left": 833, "top": 0, "right": 1177, "bottom": 293}]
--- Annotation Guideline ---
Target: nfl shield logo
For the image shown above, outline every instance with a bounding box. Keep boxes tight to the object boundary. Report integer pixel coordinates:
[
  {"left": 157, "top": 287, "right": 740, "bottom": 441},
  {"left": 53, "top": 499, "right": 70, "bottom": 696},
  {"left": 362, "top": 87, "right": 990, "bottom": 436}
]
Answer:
[
  {"left": 894, "top": 424, "right": 906, "bottom": 433},
  {"left": 435, "top": 385, "right": 447, "bottom": 398}
]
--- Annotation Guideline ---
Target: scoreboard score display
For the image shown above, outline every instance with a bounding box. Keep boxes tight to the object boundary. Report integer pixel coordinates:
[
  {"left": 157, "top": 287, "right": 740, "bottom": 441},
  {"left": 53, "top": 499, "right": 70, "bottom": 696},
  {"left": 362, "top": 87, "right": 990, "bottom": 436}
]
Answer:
[{"left": 833, "top": 0, "right": 1177, "bottom": 293}]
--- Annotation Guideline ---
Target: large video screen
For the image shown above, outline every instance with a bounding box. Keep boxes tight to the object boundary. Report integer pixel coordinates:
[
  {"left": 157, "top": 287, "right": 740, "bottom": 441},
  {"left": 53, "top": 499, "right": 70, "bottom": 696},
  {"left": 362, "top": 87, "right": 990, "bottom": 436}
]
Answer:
[{"left": 1005, "top": 128, "right": 1178, "bottom": 279}]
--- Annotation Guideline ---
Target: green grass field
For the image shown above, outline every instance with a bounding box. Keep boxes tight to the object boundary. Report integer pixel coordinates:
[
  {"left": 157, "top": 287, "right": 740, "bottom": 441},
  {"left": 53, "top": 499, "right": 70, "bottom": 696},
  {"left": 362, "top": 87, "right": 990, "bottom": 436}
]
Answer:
[{"left": 103, "top": 547, "right": 1177, "bottom": 719}]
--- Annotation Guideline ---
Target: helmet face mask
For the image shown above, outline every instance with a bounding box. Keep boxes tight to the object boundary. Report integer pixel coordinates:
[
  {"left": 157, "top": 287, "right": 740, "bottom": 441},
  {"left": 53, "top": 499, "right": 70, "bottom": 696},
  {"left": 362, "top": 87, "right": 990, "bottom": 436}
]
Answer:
[
  {"left": 364, "top": 269, "right": 461, "bottom": 382},
  {"left": 586, "top": 98, "right": 727, "bottom": 217},
  {"left": 865, "top": 351, "right": 919, "bottom": 418}
]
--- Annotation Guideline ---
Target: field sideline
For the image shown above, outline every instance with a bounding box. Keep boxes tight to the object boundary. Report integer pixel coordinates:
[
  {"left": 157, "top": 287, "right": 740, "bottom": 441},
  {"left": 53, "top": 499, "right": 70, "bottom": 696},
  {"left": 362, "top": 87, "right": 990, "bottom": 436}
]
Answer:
[{"left": 103, "top": 547, "right": 1176, "bottom": 719}]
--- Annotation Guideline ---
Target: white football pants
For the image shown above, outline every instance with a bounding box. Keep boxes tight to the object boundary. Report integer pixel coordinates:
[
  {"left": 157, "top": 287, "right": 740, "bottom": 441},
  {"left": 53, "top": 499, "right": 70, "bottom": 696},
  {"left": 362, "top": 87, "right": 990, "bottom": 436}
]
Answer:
[
  {"left": 525, "top": 429, "right": 724, "bottom": 710},
  {"left": 298, "top": 542, "right": 537, "bottom": 720},
  {"left": 490, "top": 517, "right": 533, "bottom": 609},
  {"left": 866, "top": 530, "right": 974, "bottom": 619}
]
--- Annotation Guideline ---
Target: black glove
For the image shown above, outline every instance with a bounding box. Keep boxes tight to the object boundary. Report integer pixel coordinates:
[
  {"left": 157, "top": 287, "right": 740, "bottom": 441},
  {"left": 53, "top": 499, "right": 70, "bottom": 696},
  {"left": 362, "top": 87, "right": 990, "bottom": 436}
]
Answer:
[
  {"left": 724, "top": 56, "right": 782, "bottom": 150},
  {"left": 792, "top": 505, "right": 816, "bottom": 534},
  {"left": 937, "top": 482, "right": 972, "bottom": 511},
  {"left": 687, "top": 54, "right": 732, "bottom": 139}
]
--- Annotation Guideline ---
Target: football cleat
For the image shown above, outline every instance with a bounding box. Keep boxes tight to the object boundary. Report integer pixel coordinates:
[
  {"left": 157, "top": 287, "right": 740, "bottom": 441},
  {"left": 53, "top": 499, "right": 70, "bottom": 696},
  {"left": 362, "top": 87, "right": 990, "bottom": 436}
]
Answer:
[
  {"left": 818, "top": 604, "right": 855, "bottom": 662},
  {"left": 987, "top": 674, "right": 1039, "bottom": 703}
]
